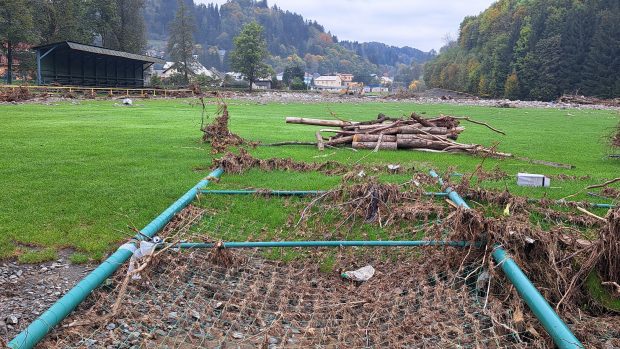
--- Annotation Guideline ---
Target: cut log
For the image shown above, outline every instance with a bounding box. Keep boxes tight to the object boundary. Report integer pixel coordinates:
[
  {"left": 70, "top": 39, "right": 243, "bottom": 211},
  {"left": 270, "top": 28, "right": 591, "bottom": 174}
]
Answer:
[
  {"left": 352, "top": 141, "right": 398, "bottom": 150},
  {"left": 398, "top": 126, "right": 465, "bottom": 135},
  {"left": 397, "top": 134, "right": 450, "bottom": 141},
  {"left": 410, "top": 113, "right": 434, "bottom": 127},
  {"left": 352, "top": 134, "right": 397, "bottom": 142},
  {"left": 286, "top": 117, "right": 358, "bottom": 127},
  {"left": 396, "top": 136, "right": 451, "bottom": 150},
  {"left": 351, "top": 123, "right": 398, "bottom": 130},
  {"left": 326, "top": 135, "right": 354, "bottom": 145}
]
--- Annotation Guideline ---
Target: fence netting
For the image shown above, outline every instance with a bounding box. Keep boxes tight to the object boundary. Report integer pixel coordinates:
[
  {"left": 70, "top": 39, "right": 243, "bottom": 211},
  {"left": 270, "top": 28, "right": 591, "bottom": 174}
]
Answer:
[{"left": 34, "top": 185, "right": 619, "bottom": 348}]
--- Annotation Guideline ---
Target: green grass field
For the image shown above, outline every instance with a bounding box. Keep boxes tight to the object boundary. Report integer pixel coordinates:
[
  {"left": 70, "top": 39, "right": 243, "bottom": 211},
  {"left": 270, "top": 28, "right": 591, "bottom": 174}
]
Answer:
[{"left": 0, "top": 98, "right": 617, "bottom": 262}]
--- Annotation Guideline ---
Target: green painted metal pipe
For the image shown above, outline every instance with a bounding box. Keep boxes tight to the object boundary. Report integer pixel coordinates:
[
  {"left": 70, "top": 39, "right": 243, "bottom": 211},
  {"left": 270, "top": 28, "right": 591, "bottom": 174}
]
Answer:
[
  {"left": 492, "top": 247, "right": 583, "bottom": 348},
  {"left": 8, "top": 168, "right": 225, "bottom": 349},
  {"left": 175, "top": 240, "right": 472, "bottom": 249},
  {"left": 424, "top": 192, "right": 449, "bottom": 197},
  {"left": 202, "top": 189, "right": 450, "bottom": 199},
  {"left": 430, "top": 171, "right": 584, "bottom": 348},
  {"left": 200, "top": 189, "right": 326, "bottom": 196},
  {"left": 429, "top": 169, "right": 444, "bottom": 186}
]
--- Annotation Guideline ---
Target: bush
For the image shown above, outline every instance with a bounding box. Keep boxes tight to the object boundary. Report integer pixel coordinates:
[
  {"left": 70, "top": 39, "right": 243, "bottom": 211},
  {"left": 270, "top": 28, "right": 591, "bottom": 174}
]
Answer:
[
  {"left": 163, "top": 73, "right": 189, "bottom": 87},
  {"left": 193, "top": 74, "right": 221, "bottom": 88},
  {"left": 289, "top": 77, "right": 307, "bottom": 90},
  {"left": 149, "top": 75, "right": 163, "bottom": 87}
]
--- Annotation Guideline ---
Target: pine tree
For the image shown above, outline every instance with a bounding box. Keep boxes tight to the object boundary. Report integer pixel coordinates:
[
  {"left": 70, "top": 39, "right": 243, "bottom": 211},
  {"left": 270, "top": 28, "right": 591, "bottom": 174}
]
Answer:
[
  {"left": 167, "top": 0, "right": 196, "bottom": 83},
  {"left": 0, "top": 0, "right": 36, "bottom": 84},
  {"left": 581, "top": 10, "right": 620, "bottom": 98},
  {"left": 35, "top": 0, "right": 95, "bottom": 44},
  {"left": 117, "top": 0, "right": 147, "bottom": 53},
  {"left": 98, "top": 0, "right": 147, "bottom": 54},
  {"left": 229, "top": 22, "right": 271, "bottom": 92}
]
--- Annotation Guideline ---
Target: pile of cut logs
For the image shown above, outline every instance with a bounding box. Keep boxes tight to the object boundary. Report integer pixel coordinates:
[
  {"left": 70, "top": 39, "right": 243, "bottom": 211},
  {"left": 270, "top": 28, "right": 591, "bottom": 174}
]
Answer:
[{"left": 285, "top": 113, "right": 509, "bottom": 156}]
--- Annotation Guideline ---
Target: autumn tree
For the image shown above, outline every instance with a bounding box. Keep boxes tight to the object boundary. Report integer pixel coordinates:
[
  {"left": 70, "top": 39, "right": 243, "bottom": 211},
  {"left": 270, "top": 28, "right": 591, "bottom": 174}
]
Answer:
[
  {"left": 229, "top": 22, "right": 271, "bottom": 92},
  {"left": 0, "top": 0, "right": 36, "bottom": 84},
  {"left": 424, "top": 0, "right": 620, "bottom": 100},
  {"left": 167, "top": 0, "right": 197, "bottom": 83}
]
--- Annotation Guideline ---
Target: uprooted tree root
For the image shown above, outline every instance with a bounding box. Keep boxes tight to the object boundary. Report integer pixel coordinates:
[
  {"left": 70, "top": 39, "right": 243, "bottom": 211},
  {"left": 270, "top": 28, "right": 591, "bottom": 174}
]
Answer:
[
  {"left": 611, "top": 121, "right": 620, "bottom": 148},
  {"left": 201, "top": 102, "right": 254, "bottom": 153}
]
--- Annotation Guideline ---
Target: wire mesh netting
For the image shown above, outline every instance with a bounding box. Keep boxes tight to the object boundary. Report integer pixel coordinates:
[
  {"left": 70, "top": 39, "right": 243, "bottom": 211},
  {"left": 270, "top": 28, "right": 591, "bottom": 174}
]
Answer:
[
  {"left": 41, "top": 247, "right": 538, "bottom": 349},
  {"left": 31, "top": 188, "right": 620, "bottom": 349}
]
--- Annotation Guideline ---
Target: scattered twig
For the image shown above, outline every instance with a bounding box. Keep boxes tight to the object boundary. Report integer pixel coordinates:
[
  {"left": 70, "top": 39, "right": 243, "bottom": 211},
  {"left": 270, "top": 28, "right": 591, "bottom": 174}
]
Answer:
[
  {"left": 586, "top": 177, "right": 620, "bottom": 190},
  {"left": 450, "top": 115, "right": 506, "bottom": 135}
]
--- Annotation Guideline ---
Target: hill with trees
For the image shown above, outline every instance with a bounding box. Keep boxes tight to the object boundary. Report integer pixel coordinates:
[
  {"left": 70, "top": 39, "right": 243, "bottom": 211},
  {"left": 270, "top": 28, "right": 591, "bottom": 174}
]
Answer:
[
  {"left": 424, "top": 0, "right": 620, "bottom": 100},
  {"left": 144, "top": 0, "right": 434, "bottom": 78}
]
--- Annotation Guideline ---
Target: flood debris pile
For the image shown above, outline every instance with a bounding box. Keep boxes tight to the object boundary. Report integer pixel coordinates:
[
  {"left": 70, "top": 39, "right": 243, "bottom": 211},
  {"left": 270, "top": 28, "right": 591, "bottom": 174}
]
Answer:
[
  {"left": 213, "top": 148, "right": 350, "bottom": 175},
  {"left": 285, "top": 113, "right": 510, "bottom": 156},
  {"left": 201, "top": 103, "right": 251, "bottom": 153},
  {"left": 0, "top": 86, "right": 33, "bottom": 102},
  {"left": 612, "top": 121, "right": 620, "bottom": 148},
  {"left": 33, "top": 174, "right": 620, "bottom": 348},
  {"left": 559, "top": 94, "right": 620, "bottom": 108},
  {"left": 41, "top": 182, "right": 620, "bottom": 348}
]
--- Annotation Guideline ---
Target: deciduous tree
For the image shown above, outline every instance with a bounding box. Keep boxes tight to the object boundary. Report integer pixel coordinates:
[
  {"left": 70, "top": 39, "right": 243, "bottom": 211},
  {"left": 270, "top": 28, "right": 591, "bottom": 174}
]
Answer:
[{"left": 229, "top": 22, "right": 271, "bottom": 92}]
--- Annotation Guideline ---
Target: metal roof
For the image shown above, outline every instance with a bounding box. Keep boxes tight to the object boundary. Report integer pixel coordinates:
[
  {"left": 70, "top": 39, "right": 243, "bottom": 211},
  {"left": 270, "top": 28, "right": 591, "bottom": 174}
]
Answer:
[
  {"left": 32, "top": 41, "right": 165, "bottom": 64},
  {"left": 315, "top": 75, "right": 341, "bottom": 81}
]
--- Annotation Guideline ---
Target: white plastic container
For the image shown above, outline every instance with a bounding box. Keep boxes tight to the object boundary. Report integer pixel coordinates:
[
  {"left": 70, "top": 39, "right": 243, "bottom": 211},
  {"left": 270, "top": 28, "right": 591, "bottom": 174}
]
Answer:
[{"left": 517, "top": 173, "right": 550, "bottom": 187}]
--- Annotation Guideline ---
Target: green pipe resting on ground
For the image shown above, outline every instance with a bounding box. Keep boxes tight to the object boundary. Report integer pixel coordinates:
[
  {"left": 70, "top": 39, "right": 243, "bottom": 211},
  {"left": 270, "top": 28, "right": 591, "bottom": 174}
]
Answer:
[
  {"left": 429, "top": 170, "right": 584, "bottom": 349},
  {"left": 201, "top": 189, "right": 450, "bottom": 198},
  {"left": 429, "top": 169, "right": 444, "bottom": 186},
  {"left": 175, "top": 240, "right": 472, "bottom": 249},
  {"left": 200, "top": 189, "right": 326, "bottom": 196},
  {"left": 8, "top": 168, "right": 225, "bottom": 349}
]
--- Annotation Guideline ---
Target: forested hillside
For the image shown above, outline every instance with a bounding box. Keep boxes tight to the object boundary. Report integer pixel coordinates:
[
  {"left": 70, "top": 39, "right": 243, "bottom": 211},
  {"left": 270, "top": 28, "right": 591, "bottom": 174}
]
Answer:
[
  {"left": 144, "top": 0, "right": 433, "bottom": 76},
  {"left": 424, "top": 0, "right": 620, "bottom": 100}
]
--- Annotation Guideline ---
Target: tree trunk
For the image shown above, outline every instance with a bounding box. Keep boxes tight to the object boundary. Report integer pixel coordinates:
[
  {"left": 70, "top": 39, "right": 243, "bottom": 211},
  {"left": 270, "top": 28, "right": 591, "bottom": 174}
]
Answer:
[
  {"left": 398, "top": 126, "right": 464, "bottom": 135},
  {"left": 395, "top": 136, "right": 451, "bottom": 150},
  {"left": 352, "top": 141, "right": 397, "bottom": 150},
  {"left": 352, "top": 134, "right": 397, "bottom": 142},
  {"left": 286, "top": 117, "right": 358, "bottom": 127},
  {"left": 183, "top": 58, "right": 189, "bottom": 83},
  {"left": 7, "top": 41, "right": 13, "bottom": 84},
  {"left": 326, "top": 135, "right": 354, "bottom": 145}
]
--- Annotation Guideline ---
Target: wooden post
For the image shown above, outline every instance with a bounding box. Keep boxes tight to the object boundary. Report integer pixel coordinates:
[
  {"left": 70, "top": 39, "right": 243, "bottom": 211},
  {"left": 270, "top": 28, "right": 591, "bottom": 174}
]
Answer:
[{"left": 315, "top": 131, "right": 325, "bottom": 151}]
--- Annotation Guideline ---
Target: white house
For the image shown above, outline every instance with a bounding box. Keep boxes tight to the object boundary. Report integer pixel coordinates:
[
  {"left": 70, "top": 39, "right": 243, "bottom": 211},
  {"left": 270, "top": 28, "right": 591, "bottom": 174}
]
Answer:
[
  {"left": 314, "top": 75, "right": 342, "bottom": 90},
  {"left": 160, "top": 61, "right": 216, "bottom": 78},
  {"left": 380, "top": 76, "right": 394, "bottom": 85}
]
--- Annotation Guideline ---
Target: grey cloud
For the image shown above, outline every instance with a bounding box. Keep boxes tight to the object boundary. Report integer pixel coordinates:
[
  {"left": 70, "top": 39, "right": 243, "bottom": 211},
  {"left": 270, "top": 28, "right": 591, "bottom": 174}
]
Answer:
[{"left": 195, "top": 0, "right": 494, "bottom": 51}]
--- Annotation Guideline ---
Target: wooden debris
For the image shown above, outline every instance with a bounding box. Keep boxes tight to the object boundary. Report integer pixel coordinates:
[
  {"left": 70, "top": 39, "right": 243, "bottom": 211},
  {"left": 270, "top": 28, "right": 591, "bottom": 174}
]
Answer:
[
  {"left": 285, "top": 113, "right": 509, "bottom": 156},
  {"left": 559, "top": 94, "right": 620, "bottom": 107}
]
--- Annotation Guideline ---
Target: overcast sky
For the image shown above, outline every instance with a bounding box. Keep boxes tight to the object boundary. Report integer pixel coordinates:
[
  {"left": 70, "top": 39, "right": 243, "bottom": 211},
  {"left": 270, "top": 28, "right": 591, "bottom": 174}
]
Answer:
[{"left": 195, "top": 0, "right": 496, "bottom": 51}]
